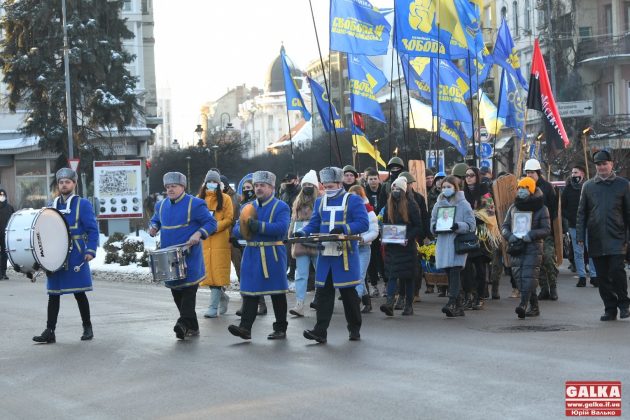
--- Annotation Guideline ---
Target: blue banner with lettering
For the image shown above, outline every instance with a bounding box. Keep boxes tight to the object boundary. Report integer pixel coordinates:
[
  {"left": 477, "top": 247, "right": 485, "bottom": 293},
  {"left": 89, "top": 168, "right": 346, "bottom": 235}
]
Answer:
[
  {"left": 347, "top": 54, "right": 388, "bottom": 123},
  {"left": 281, "top": 49, "right": 311, "bottom": 121},
  {"left": 330, "top": 0, "right": 391, "bottom": 55},
  {"left": 308, "top": 76, "right": 346, "bottom": 132},
  {"left": 493, "top": 19, "right": 528, "bottom": 90}
]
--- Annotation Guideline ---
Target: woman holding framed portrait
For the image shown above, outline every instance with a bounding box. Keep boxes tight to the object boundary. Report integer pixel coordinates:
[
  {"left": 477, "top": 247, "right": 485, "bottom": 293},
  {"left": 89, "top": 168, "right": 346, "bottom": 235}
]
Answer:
[
  {"left": 379, "top": 177, "right": 424, "bottom": 316},
  {"left": 430, "top": 176, "right": 476, "bottom": 318},
  {"left": 501, "top": 177, "right": 551, "bottom": 319}
]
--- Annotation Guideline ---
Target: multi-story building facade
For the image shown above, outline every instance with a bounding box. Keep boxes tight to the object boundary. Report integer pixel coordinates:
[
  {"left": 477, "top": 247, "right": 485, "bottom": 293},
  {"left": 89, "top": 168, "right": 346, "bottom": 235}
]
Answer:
[{"left": 0, "top": 0, "right": 159, "bottom": 209}]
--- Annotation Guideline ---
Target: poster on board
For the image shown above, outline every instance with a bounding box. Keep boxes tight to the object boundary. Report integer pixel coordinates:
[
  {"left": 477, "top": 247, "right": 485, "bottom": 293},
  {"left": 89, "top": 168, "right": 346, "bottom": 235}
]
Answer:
[{"left": 93, "top": 160, "right": 143, "bottom": 219}]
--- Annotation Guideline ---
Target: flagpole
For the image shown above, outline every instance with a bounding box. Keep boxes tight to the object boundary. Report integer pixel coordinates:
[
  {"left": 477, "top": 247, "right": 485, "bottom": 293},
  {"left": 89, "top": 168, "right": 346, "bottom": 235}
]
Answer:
[
  {"left": 388, "top": 26, "right": 396, "bottom": 160},
  {"left": 395, "top": 50, "right": 408, "bottom": 163},
  {"left": 493, "top": 69, "right": 506, "bottom": 176},
  {"left": 308, "top": 0, "right": 341, "bottom": 166},
  {"left": 286, "top": 111, "right": 295, "bottom": 173},
  {"left": 515, "top": 108, "right": 529, "bottom": 176},
  {"left": 467, "top": 50, "right": 477, "bottom": 167}
]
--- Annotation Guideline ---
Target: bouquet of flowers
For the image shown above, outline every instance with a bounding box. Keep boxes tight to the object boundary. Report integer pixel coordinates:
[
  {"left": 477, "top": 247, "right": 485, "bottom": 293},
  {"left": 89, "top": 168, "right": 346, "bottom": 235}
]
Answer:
[{"left": 418, "top": 241, "right": 442, "bottom": 273}]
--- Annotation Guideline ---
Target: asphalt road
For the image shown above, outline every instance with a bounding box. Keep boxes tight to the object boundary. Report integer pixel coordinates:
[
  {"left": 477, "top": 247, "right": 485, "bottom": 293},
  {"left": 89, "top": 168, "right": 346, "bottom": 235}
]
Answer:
[{"left": 1, "top": 266, "right": 629, "bottom": 420}]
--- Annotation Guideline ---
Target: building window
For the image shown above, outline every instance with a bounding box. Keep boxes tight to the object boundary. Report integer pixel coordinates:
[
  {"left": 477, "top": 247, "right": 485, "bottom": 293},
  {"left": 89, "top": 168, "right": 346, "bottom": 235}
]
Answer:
[
  {"left": 15, "top": 159, "right": 54, "bottom": 209},
  {"left": 607, "top": 82, "right": 615, "bottom": 115},
  {"left": 123, "top": 0, "right": 132, "bottom": 12},
  {"left": 625, "top": 2, "right": 630, "bottom": 31},
  {"left": 604, "top": 4, "right": 613, "bottom": 36},
  {"left": 513, "top": 1, "right": 519, "bottom": 36},
  {"left": 579, "top": 27, "right": 592, "bottom": 39},
  {"left": 524, "top": 0, "right": 531, "bottom": 32}
]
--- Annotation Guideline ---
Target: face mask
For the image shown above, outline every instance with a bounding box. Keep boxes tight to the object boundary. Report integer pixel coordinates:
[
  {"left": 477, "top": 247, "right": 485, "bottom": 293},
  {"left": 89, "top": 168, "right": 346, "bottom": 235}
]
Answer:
[
  {"left": 302, "top": 186, "right": 315, "bottom": 195},
  {"left": 0, "top": 196, "right": 5, "bottom": 202},
  {"left": 442, "top": 188, "right": 454, "bottom": 198},
  {"left": 242, "top": 190, "right": 255, "bottom": 201},
  {"left": 517, "top": 189, "right": 530, "bottom": 199},
  {"left": 571, "top": 176, "right": 582, "bottom": 184},
  {"left": 206, "top": 182, "right": 218, "bottom": 190},
  {"left": 390, "top": 170, "right": 401, "bottom": 181},
  {"left": 391, "top": 190, "right": 402, "bottom": 200},
  {"left": 325, "top": 188, "right": 343, "bottom": 198}
]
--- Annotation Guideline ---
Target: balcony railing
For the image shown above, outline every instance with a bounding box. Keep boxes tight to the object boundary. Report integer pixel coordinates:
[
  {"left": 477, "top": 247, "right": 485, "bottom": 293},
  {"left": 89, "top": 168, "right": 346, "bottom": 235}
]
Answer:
[{"left": 578, "top": 34, "right": 630, "bottom": 63}]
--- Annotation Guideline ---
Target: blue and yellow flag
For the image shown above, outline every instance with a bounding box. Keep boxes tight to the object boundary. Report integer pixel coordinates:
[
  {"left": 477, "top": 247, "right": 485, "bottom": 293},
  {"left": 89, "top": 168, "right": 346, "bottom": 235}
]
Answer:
[
  {"left": 330, "top": 0, "right": 391, "bottom": 56},
  {"left": 395, "top": 0, "right": 477, "bottom": 58},
  {"left": 493, "top": 19, "right": 528, "bottom": 90},
  {"left": 281, "top": 48, "right": 311, "bottom": 121},
  {"left": 347, "top": 54, "right": 388, "bottom": 123},
  {"left": 440, "top": 119, "right": 468, "bottom": 157},
  {"left": 498, "top": 69, "right": 527, "bottom": 138},
  {"left": 478, "top": 89, "right": 505, "bottom": 134},
  {"left": 307, "top": 76, "right": 346, "bottom": 133},
  {"left": 463, "top": 45, "right": 493, "bottom": 94},
  {"left": 352, "top": 125, "right": 387, "bottom": 168},
  {"left": 400, "top": 55, "right": 472, "bottom": 133},
  {"left": 448, "top": 0, "right": 484, "bottom": 59}
]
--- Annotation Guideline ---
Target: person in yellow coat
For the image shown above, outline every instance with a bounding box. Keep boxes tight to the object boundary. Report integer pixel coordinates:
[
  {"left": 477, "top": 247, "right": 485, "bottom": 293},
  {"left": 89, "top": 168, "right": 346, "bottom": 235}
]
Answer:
[{"left": 198, "top": 170, "right": 234, "bottom": 318}]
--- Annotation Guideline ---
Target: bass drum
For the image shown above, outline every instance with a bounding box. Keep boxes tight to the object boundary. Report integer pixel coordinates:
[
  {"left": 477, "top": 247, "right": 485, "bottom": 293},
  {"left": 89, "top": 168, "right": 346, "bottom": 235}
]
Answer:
[{"left": 5, "top": 208, "right": 71, "bottom": 274}]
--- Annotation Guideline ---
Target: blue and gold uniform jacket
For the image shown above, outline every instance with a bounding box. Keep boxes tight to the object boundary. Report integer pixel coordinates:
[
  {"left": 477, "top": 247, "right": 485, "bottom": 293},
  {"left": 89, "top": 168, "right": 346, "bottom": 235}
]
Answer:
[
  {"left": 302, "top": 192, "right": 369, "bottom": 288},
  {"left": 233, "top": 195, "right": 290, "bottom": 296},
  {"left": 151, "top": 193, "right": 217, "bottom": 289},
  {"left": 46, "top": 195, "right": 99, "bottom": 295}
]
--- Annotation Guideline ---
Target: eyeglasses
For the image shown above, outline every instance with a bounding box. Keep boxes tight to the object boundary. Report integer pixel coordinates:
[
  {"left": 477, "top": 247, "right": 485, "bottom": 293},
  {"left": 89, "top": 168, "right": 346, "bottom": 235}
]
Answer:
[{"left": 465, "top": 174, "right": 476, "bottom": 178}]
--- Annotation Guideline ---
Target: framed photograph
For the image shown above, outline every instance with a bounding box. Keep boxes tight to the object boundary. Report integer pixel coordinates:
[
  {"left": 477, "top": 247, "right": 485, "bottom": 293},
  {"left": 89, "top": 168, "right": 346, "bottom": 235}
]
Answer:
[
  {"left": 512, "top": 211, "right": 533, "bottom": 239},
  {"left": 435, "top": 206, "right": 457, "bottom": 233},
  {"left": 381, "top": 224, "right": 407, "bottom": 244}
]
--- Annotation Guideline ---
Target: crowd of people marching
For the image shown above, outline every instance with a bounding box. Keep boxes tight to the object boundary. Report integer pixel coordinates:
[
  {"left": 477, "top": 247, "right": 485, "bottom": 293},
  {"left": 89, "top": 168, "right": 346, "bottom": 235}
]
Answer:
[{"left": 12, "top": 149, "right": 629, "bottom": 344}]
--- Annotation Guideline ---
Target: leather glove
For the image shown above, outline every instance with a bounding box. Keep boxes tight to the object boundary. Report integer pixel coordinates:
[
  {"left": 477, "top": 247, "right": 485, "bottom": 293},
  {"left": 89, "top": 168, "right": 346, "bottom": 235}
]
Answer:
[
  {"left": 248, "top": 218, "right": 260, "bottom": 233},
  {"left": 293, "top": 231, "right": 306, "bottom": 238},
  {"left": 508, "top": 234, "right": 519, "bottom": 243},
  {"left": 329, "top": 227, "right": 344, "bottom": 235},
  {"left": 450, "top": 223, "right": 458, "bottom": 232},
  {"left": 522, "top": 233, "right": 532, "bottom": 243}
]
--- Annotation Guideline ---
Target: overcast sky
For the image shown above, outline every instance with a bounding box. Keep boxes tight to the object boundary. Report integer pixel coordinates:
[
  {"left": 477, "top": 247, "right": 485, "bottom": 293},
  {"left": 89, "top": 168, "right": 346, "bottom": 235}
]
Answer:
[{"left": 153, "top": 0, "right": 392, "bottom": 146}]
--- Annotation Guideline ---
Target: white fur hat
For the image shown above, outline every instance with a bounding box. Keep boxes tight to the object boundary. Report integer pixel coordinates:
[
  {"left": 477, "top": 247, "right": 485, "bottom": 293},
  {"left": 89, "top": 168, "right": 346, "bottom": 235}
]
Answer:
[
  {"left": 319, "top": 167, "right": 343, "bottom": 183},
  {"left": 163, "top": 171, "right": 187, "bottom": 187},
  {"left": 301, "top": 170, "right": 319, "bottom": 186},
  {"left": 252, "top": 170, "right": 276, "bottom": 186},
  {"left": 56, "top": 168, "right": 77, "bottom": 182}
]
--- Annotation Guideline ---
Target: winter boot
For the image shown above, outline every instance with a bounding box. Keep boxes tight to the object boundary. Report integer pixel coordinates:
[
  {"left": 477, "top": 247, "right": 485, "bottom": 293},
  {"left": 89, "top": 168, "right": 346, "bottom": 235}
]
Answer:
[
  {"left": 515, "top": 292, "right": 530, "bottom": 319},
  {"left": 491, "top": 280, "right": 500, "bottom": 299},
  {"left": 204, "top": 288, "right": 222, "bottom": 318},
  {"left": 219, "top": 289, "right": 230, "bottom": 315},
  {"left": 576, "top": 277, "right": 587, "bottom": 287},
  {"left": 402, "top": 293, "right": 414, "bottom": 316},
  {"left": 81, "top": 324, "right": 93, "bottom": 341},
  {"left": 549, "top": 287, "right": 558, "bottom": 301},
  {"left": 525, "top": 294, "right": 540, "bottom": 317},
  {"left": 590, "top": 277, "right": 599, "bottom": 287},
  {"left": 442, "top": 300, "right": 457, "bottom": 317},
  {"left": 453, "top": 293, "right": 466, "bottom": 317},
  {"left": 33, "top": 328, "right": 56, "bottom": 344},
  {"left": 379, "top": 296, "right": 394, "bottom": 317},
  {"left": 290, "top": 300, "right": 305, "bottom": 317},
  {"left": 394, "top": 295, "right": 405, "bottom": 310},
  {"left": 361, "top": 294, "right": 372, "bottom": 314},
  {"left": 463, "top": 293, "right": 474, "bottom": 310},
  {"left": 258, "top": 297, "right": 268, "bottom": 315},
  {"left": 472, "top": 294, "right": 484, "bottom": 310},
  {"left": 538, "top": 287, "right": 550, "bottom": 300}
]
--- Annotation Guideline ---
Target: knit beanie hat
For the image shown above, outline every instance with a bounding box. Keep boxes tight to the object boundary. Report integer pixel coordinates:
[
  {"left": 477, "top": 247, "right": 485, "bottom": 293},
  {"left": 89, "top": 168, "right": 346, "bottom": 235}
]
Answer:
[
  {"left": 517, "top": 177, "right": 536, "bottom": 194},
  {"left": 392, "top": 177, "right": 408, "bottom": 192}
]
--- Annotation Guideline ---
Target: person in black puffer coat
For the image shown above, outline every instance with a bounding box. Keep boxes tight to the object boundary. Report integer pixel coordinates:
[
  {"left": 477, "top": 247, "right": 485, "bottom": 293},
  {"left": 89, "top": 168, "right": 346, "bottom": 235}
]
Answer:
[
  {"left": 380, "top": 177, "right": 424, "bottom": 316},
  {"left": 0, "top": 189, "right": 15, "bottom": 279},
  {"left": 502, "top": 177, "right": 551, "bottom": 319}
]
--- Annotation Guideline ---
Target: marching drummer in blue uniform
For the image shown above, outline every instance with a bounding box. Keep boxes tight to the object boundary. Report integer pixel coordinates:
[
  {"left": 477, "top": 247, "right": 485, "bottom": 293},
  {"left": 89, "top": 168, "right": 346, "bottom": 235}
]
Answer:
[
  {"left": 227, "top": 170, "right": 291, "bottom": 340},
  {"left": 294, "top": 167, "right": 369, "bottom": 343},
  {"left": 149, "top": 172, "right": 217, "bottom": 340},
  {"left": 33, "top": 168, "right": 100, "bottom": 344}
]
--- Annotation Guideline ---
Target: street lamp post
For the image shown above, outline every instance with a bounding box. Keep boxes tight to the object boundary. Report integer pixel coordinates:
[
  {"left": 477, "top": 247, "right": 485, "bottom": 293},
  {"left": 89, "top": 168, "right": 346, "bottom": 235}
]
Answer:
[
  {"left": 194, "top": 124, "right": 204, "bottom": 148},
  {"left": 61, "top": 0, "right": 74, "bottom": 160}
]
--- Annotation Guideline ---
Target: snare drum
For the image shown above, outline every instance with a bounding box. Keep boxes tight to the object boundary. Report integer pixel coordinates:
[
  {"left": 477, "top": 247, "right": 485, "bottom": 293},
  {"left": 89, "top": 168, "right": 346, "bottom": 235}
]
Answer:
[
  {"left": 149, "top": 245, "right": 187, "bottom": 283},
  {"left": 5, "top": 208, "right": 71, "bottom": 274}
]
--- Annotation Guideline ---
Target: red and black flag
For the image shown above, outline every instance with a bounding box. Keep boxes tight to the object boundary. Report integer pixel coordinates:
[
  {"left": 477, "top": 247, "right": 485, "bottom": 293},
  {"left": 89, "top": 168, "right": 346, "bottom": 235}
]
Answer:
[{"left": 527, "top": 39, "right": 569, "bottom": 154}]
